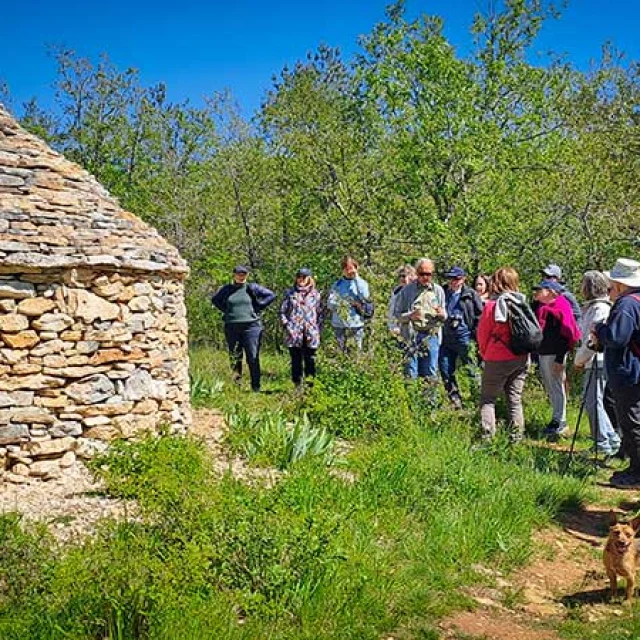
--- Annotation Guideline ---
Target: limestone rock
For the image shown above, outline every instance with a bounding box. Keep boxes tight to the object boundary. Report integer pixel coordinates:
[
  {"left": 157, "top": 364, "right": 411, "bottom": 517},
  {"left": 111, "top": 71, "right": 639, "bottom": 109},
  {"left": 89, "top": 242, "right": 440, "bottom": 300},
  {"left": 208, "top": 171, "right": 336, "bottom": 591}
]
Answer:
[
  {"left": 0, "top": 313, "right": 29, "bottom": 332},
  {"left": 65, "top": 374, "right": 115, "bottom": 404},
  {"left": 59, "top": 450, "right": 76, "bottom": 468},
  {"left": 4, "top": 471, "right": 31, "bottom": 484},
  {"left": 50, "top": 421, "right": 82, "bottom": 438},
  {"left": 67, "top": 289, "right": 120, "bottom": 322},
  {"left": 83, "top": 425, "right": 120, "bottom": 441},
  {"left": 0, "top": 424, "right": 29, "bottom": 444},
  {"left": 75, "top": 438, "right": 109, "bottom": 459},
  {"left": 29, "top": 459, "right": 61, "bottom": 478},
  {"left": 113, "top": 414, "right": 156, "bottom": 438},
  {"left": 32, "top": 312, "right": 73, "bottom": 332},
  {"left": 11, "top": 408, "right": 55, "bottom": 424},
  {"left": 0, "top": 390, "right": 33, "bottom": 407},
  {"left": 128, "top": 296, "right": 151, "bottom": 312},
  {"left": 12, "top": 363, "right": 42, "bottom": 375},
  {"left": 0, "top": 300, "right": 16, "bottom": 312},
  {"left": 92, "top": 282, "right": 124, "bottom": 299},
  {"left": 16, "top": 297, "right": 57, "bottom": 316},
  {"left": 0, "top": 280, "right": 35, "bottom": 299},
  {"left": 1, "top": 330, "right": 39, "bottom": 349},
  {"left": 123, "top": 369, "right": 166, "bottom": 401},
  {"left": 75, "top": 340, "right": 100, "bottom": 355},
  {"left": 31, "top": 339, "right": 65, "bottom": 356},
  {"left": 83, "top": 415, "right": 111, "bottom": 427},
  {"left": 0, "top": 374, "right": 62, "bottom": 391},
  {"left": 80, "top": 401, "right": 134, "bottom": 417},
  {"left": 12, "top": 462, "right": 31, "bottom": 476},
  {"left": 26, "top": 437, "right": 75, "bottom": 457}
]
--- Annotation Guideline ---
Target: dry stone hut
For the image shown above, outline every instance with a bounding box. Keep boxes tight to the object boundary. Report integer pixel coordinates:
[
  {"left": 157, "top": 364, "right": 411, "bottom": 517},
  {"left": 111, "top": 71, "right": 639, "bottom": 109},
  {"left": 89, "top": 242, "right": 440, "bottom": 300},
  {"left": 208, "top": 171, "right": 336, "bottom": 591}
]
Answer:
[{"left": 0, "top": 105, "right": 191, "bottom": 481}]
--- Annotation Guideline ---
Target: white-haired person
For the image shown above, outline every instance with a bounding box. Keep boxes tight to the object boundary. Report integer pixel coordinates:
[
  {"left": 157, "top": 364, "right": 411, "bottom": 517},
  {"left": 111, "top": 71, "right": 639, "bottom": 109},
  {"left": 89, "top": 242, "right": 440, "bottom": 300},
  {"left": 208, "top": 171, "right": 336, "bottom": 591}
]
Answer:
[
  {"left": 574, "top": 271, "right": 620, "bottom": 458},
  {"left": 393, "top": 258, "right": 446, "bottom": 390},
  {"left": 388, "top": 264, "right": 417, "bottom": 377},
  {"left": 593, "top": 259, "right": 640, "bottom": 488}
]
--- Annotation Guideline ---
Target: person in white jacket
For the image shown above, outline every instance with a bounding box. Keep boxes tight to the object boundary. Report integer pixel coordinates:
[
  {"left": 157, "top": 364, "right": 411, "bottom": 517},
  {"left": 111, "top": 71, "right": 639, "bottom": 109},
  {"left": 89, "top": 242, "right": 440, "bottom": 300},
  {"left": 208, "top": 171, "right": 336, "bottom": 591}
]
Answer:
[{"left": 574, "top": 270, "right": 621, "bottom": 456}]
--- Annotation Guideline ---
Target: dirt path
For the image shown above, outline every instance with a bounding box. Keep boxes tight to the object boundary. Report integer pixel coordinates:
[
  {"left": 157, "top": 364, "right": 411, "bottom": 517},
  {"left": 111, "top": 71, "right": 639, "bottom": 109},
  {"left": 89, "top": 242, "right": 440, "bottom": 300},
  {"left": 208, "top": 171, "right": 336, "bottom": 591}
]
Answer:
[{"left": 440, "top": 498, "right": 639, "bottom": 639}]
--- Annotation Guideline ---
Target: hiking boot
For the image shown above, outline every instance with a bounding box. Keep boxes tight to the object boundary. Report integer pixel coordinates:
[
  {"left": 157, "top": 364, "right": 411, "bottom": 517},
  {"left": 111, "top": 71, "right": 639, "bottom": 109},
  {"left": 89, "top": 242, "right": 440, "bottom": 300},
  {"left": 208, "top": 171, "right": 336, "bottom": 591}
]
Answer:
[
  {"left": 450, "top": 394, "right": 463, "bottom": 410},
  {"left": 542, "top": 420, "right": 561, "bottom": 436},
  {"left": 609, "top": 471, "right": 640, "bottom": 489},
  {"left": 545, "top": 421, "right": 567, "bottom": 442}
]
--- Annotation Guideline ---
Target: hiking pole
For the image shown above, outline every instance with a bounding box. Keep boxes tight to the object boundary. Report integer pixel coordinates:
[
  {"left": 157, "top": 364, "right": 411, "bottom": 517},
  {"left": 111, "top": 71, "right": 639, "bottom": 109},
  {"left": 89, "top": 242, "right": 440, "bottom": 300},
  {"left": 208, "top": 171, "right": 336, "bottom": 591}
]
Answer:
[
  {"left": 592, "top": 356, "right": 600, "bottom": 475},
  {"left": 562, "top": 363, "right": 595, "bottom": 476}
]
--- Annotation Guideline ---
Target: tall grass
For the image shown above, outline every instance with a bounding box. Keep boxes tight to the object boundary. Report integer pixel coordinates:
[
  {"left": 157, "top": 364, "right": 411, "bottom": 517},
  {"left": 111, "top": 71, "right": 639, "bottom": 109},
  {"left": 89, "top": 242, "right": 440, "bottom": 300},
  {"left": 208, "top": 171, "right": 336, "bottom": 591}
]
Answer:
[{"left": 0, "top": 346, "right": 599, "bottom": 639}]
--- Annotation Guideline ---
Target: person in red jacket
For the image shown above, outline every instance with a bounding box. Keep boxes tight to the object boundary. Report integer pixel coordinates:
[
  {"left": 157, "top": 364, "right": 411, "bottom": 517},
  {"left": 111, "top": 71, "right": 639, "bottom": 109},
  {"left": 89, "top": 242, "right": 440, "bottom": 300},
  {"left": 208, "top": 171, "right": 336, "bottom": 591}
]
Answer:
[{"left": 477, "top": 267, "right": 529, "bottom": 442}]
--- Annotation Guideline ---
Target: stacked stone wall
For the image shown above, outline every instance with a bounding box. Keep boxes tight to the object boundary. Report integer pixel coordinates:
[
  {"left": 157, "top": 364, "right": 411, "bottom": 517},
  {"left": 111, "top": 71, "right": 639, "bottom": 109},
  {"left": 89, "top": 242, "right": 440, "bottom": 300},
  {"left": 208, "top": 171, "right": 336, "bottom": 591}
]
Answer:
[{"left": 0, "top": 268, "right": 191, "bottom": 481}]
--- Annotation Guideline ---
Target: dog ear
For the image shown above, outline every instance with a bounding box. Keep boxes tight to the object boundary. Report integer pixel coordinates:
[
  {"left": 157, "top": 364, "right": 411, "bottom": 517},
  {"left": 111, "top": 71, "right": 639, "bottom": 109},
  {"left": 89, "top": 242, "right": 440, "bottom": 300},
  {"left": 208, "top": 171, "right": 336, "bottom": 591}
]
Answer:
[
  {"left": 631, "top": 516, "right": 640, "bottom": 532},
  {"left": 609, "top": 510, "right": 619, "bottom": 527}
]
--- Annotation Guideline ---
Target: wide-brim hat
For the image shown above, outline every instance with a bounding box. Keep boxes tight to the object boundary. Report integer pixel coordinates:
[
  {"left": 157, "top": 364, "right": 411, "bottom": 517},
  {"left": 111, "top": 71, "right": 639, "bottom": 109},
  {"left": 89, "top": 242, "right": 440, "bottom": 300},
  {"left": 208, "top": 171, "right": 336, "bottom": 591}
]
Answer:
[{"left": 605, "top": 258, "right": 640, "bottom": 287}]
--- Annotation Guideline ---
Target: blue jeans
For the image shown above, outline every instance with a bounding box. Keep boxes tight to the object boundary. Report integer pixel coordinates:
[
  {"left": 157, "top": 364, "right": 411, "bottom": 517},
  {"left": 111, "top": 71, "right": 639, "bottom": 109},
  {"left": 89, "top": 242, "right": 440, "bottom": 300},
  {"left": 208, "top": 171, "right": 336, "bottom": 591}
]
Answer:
[
  {"left": 333, "top": 326, "right": 364, "bottom": 353},
  {"left": 224, "top": 322, "right": 263, "bottom": 390},
  {"left": 584, "top": 366, "right": 620, "bottom": 454},
  {"left": 439, "top": 341, "right": 473, "bottom": 399},
  {"left": 416, "top": 333, "right": 440, "bottom": 381},
  {"left": 404, "top": 354, "right": 418, "bottom": 379}
]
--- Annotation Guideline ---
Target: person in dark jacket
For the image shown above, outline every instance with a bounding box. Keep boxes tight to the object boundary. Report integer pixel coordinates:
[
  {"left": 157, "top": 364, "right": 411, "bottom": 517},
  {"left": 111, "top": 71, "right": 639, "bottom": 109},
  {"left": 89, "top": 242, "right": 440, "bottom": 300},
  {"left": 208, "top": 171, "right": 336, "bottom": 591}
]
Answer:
[
  {"left": 211, "top": 265, "right": 276, "bottom": 392},
  {"left": 438, "top": 266, "right": 484, "bottom": 408},
  {"left": 593, "top": 258, "right": 640, "bottom": 488}
]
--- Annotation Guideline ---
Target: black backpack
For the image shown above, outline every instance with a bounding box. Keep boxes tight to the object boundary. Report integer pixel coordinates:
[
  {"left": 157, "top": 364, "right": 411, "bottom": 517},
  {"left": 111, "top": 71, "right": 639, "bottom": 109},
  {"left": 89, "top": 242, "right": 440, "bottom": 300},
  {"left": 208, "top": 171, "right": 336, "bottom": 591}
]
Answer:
[{"left": 504, "top": 299, "right": 543, "bottom": 355}]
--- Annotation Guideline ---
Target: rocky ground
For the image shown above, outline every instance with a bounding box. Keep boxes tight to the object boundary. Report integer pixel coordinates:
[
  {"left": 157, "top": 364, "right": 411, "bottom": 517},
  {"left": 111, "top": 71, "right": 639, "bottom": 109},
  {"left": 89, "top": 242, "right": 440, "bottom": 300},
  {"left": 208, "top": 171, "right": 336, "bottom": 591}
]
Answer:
[{"left": 0, "top": 409, "right": 277, "bottom": 544}]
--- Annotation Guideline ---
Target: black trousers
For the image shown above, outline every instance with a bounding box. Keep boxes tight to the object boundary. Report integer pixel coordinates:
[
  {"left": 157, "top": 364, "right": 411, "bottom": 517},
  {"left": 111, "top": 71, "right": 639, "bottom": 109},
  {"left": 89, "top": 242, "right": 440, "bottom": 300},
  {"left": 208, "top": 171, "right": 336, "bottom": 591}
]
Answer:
[
  {"left": 612, "top": 383, "right": 640, "bottom": 474},
  {"left": 224, "top": 322, "right": 263, "bottom": 390},
  {"left": 289, "top": 346, "right": 317, "bottom": 385}
]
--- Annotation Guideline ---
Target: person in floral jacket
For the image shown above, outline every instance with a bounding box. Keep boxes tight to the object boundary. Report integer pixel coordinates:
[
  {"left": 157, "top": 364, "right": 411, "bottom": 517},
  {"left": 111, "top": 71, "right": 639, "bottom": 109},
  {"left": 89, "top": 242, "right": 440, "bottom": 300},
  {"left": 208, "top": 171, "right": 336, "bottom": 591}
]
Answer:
[{"left": 280, "top": 267, "right": 323, "bottom": 388}]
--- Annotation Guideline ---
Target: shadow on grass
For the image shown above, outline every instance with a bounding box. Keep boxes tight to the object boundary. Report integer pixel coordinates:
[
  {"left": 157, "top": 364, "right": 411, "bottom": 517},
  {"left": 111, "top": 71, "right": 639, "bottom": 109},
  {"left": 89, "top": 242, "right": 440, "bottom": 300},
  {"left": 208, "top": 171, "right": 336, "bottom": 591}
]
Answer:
[{"left": 561, "top": 587, "right": 611, "bottom": 607}]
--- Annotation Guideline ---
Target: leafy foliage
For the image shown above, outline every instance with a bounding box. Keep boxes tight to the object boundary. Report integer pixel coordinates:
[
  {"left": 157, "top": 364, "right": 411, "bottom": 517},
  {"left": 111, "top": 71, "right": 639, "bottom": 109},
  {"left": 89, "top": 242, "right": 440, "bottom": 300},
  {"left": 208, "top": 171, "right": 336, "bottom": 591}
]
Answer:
[
  {"left": 2, "top": 2, "right": 638, "bottom": 343},
  {"left": 225, "top": 406, "right": 334, "bottom": 469}
]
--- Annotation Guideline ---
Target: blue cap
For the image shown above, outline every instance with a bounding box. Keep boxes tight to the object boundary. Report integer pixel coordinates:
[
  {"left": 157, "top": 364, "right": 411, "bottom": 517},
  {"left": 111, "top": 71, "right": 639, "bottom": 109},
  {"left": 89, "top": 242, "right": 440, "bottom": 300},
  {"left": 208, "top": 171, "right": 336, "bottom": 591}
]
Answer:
[
  {"left": 444, "top": 266, "right": 466, "bottom": 279},
  {"left": 233, "top": 265, "right": 249, "bottom": 274},
  {"left": 534, "top": 279, "right": 563, "bottom": 293},
  {"left": 296, "top": 267, "right": 312, "bottom": 277}
]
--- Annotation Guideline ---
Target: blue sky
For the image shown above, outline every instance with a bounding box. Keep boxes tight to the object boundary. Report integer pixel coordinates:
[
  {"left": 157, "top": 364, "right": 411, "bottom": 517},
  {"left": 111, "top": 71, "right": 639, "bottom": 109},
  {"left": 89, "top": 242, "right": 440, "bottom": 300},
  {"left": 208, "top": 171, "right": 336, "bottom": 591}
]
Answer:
[{"left": 1, "top": 0, "right": 638, "bottom": 118}]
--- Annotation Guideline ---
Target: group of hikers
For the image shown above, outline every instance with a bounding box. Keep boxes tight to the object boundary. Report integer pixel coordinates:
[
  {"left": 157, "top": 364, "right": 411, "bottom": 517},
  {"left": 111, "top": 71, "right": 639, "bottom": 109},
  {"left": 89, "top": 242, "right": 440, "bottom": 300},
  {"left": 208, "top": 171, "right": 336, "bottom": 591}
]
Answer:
[{"left": 211, "top": 255, "right": 640, "bottom": 489}]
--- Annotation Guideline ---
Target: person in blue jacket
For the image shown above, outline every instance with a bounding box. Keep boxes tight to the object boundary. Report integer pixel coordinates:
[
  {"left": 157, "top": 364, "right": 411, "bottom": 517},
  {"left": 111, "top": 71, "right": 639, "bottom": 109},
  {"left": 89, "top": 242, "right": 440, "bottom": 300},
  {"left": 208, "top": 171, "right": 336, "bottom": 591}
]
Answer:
[
  {"left": 211, "top": 265, "right": 276, "bottom": 392},
  {"left": 593, "top": 258, "right": 640, "bottom": 488},
  {"left": 327, "top": 255, "right": 371, "bottom": 352}
]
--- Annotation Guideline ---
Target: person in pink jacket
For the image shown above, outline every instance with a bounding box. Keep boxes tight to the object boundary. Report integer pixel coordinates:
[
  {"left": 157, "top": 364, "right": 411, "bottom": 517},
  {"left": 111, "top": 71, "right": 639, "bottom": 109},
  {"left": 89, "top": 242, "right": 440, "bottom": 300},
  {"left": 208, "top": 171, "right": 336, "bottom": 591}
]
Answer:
[
  {"left": 533, "top": 279, "right": 581, "bottom": 440},
  {"left": 477, "top": 267, "right": 529, "bottom": 442}
]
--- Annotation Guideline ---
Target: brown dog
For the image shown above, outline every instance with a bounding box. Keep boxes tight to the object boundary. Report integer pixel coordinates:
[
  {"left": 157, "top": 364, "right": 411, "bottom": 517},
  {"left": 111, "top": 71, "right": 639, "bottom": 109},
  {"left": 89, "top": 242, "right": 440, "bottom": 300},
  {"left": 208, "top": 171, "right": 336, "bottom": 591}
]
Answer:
[{"left": 604, "top": 510, "right": 640, "bottom": 601}]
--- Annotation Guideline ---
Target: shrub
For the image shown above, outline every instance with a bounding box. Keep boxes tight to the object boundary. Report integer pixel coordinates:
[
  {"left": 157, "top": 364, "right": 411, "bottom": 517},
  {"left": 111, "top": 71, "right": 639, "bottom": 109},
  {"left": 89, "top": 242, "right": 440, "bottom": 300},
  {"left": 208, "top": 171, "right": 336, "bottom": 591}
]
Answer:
[{"left": 304, "top": 350, "right": 412, "bottom": 438}]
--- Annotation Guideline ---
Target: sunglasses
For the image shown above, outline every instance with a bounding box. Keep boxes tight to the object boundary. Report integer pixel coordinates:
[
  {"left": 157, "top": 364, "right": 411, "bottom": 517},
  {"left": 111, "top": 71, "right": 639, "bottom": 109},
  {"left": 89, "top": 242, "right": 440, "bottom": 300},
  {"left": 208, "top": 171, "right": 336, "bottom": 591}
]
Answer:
[{"left": 417, "top": 271, "right": 433, "bottom": 276}]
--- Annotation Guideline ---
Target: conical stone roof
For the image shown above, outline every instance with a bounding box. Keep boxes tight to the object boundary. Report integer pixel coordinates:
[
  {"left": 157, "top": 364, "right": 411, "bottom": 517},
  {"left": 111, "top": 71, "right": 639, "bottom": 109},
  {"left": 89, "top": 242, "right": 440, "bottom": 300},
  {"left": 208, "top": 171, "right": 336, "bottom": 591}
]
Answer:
[{"left": 0, "top": 104, "right": 188, "bottom": 276}]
